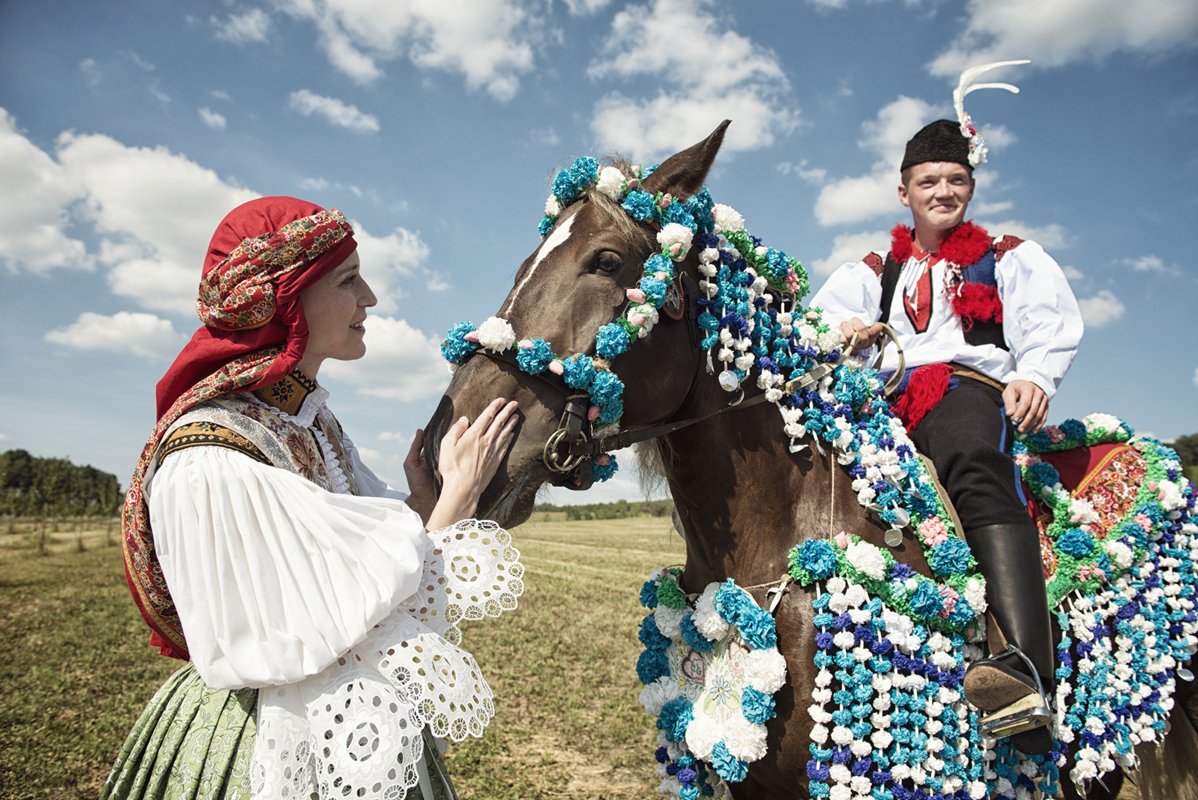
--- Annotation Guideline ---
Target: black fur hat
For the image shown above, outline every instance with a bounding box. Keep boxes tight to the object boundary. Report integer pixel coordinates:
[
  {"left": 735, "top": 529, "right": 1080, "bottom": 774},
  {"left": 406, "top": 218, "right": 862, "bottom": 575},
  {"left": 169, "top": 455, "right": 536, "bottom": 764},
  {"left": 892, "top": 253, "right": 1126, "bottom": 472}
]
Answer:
[{"left": 900, "top": 119, "right": 971, "bottom": 173}]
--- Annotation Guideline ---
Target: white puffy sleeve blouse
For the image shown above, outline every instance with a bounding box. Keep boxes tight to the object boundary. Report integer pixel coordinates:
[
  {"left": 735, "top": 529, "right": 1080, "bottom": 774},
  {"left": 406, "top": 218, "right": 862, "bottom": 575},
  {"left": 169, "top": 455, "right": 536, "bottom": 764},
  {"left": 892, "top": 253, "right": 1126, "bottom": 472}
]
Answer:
[{"left": 146, "top": 446, "right": 429, "bottom": 690}]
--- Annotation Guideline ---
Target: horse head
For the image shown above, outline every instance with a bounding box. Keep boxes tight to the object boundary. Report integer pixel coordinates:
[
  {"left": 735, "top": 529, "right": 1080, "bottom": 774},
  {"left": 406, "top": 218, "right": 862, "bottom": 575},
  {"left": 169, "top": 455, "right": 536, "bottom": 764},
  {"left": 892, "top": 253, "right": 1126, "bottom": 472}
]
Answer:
[{"left": 425, "top": 122, "right": 731, "bottom": 527}]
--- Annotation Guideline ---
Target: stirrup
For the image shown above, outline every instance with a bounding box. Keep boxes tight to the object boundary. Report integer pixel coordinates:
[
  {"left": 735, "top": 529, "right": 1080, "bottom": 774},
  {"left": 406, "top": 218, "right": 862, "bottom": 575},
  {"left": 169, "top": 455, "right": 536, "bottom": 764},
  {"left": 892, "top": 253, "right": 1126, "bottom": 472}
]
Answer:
[{"left": 965, "top": 646, "right": 1053, "bottom": 739}]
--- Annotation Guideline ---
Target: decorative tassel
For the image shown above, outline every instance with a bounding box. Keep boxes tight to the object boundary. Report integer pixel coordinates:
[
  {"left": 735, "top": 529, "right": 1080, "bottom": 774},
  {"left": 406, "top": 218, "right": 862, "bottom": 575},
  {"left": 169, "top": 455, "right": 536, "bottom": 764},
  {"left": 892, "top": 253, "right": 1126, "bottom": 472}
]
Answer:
[{"left": 892, "top": 363, "right": 955, "bottom": 432}]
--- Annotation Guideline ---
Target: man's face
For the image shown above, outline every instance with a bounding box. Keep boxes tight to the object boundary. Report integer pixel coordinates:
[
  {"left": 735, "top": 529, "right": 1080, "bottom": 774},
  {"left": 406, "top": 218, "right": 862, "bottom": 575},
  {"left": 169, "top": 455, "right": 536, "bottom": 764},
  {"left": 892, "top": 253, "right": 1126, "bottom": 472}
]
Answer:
[{"left": 898, "top": 162, "right": 975, "bottom": 235}]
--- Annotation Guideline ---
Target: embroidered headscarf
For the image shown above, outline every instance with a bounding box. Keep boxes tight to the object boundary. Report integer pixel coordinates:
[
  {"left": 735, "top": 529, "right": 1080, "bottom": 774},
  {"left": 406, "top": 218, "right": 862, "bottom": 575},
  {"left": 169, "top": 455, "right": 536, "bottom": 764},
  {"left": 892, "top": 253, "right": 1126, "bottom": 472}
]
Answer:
[{"left": 124, "top": 196, "right": 357, "bottom": 659}]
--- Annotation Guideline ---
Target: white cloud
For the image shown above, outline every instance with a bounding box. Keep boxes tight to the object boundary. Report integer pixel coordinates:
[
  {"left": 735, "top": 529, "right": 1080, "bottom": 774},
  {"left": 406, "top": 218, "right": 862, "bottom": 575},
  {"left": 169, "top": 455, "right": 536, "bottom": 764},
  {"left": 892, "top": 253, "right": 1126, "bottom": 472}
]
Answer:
[
  {"left": 79, "top": 58, "right": 101, "bottom": 87},
  {"left": 563, "top": 0, "right": 613, "bottom": 14},
  {"left": 351, "top": 224, "right": 431, "bottom": 315},
  {"left": 289, "top": 89, "right": 380, "bottom": 133},
  {"left": 0, "top": 109, "right": 92, "bottom": 274},
  {"left": 777, "top": 159, "right": 827, "bottom": 185},
  {"left": 814, "top": 96, "right": 933, "bottom": 227},
  {"left": 53, "top": 130, "right": 257, "bottom": 314},
  {"left": 975, "top": 219, "right": 1070, "bottom": 249},
  {"left": 1061, "top": 265, "right": 1084, "bottom": 281},
  {"left": 1118, "top": 254, "right": 1179, "bottom": 275},
  {"left": 526, "top": 127, "right": 560, "bottom": 148},
  {"left": 972, "top": 199, "right": 1013, "bottom": 216},
  {"left": 213, "top": 8, "right": 272, "bottom": 44},
  {"left": 808, "top": 228, "right": 889, "bottom": 278},
  {"left": 321, "top": 315, "right": 450, "bottom": 402},
  {"left": 198, "top": 107, "right": 227, "bottom": 130},
  {"left": 586, "top": 0, "right": 798, "bottom": 159},
  {"left": 45, "top": 311, "right": 183, "bottom": 359},
  {"left": 929, "top": 0, "right": 1198, "bottom": 77},
  {"left": 278, "top": 0, "right": 540, "bottom": 100},
  {"left": 1077, "top": 289, "right": 1125, "bottom": 329}
]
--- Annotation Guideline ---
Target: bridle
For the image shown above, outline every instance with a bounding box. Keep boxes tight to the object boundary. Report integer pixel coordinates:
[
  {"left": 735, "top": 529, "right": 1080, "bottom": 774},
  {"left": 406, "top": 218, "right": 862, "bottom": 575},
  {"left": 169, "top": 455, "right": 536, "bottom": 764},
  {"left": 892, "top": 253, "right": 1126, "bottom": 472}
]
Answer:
[{"left": 464, "top": 258, "right": 905, "bottom": 488}]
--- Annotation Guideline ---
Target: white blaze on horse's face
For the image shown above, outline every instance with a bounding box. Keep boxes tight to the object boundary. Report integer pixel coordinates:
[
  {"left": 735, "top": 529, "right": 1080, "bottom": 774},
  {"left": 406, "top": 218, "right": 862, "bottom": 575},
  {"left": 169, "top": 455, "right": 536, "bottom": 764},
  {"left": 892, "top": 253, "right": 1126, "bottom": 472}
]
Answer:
[{"left": 500, "top": 213, "right": 576, "bottom": 317}]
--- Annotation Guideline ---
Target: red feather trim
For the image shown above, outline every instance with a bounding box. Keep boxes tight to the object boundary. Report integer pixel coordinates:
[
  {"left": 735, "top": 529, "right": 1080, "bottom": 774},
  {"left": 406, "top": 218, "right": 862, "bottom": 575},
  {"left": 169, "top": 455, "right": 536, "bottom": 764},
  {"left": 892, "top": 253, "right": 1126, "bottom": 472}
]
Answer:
[
  {"left": 951, "top": 283, "right": 1003, "bottom": 330},
  {"left": 890, "top": 221, "right": 991, "bottom": 267},
  {"left": 892, "top": 363, "right": 955, "bottom": 432},
  {"left": 890, "top": 224, "right": 914, "bottom": 263}
]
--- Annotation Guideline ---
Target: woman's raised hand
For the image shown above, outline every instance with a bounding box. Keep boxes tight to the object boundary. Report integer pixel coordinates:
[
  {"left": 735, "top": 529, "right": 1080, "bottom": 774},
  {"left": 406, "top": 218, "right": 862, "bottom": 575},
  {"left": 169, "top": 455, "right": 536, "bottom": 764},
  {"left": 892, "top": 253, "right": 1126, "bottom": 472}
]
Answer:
[{"left": 425, "top": 398, "right": 519, "bottom": 530}]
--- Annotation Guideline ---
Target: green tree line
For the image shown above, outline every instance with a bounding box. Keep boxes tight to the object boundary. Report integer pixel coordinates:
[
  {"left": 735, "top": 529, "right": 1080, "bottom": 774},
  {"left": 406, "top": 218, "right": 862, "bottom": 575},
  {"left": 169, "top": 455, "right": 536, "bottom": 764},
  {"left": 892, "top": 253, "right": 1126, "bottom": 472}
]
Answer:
[
  {"left": 534, "top": 498, "right": 674, "bottom": 521},
  {"left": 0, "top": 449, "right": 122, "bottom": 517}
]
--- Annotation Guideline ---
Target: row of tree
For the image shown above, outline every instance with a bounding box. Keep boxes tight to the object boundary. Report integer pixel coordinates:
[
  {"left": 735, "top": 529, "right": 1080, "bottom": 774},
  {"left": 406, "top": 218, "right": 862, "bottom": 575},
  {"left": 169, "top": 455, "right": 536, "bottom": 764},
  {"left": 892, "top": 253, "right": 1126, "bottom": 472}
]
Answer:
[
  {"left": 0, "top": 449, "right": 122, "bottom": 517},
  {"left": 534, "top": 498, "right": 675, "bottom": 520}
]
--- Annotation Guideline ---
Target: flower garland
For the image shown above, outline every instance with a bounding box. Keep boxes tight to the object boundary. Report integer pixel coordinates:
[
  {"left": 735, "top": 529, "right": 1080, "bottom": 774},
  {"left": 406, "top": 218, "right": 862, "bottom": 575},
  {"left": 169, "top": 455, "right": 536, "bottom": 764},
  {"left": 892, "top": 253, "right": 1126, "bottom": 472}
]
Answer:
[
  {"left": 637, "top": 568, "right": 788, "bottom": 799},
  {"left": 441, "top": 155, "right": 809, "bottom": 481}
]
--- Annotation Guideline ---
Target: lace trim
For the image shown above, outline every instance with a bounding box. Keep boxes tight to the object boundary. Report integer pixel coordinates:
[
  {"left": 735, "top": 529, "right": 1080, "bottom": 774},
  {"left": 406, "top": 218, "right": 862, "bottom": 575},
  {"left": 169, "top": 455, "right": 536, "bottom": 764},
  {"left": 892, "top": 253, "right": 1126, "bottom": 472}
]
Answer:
[
  {"left": 250, "top": 519, "right": 523, "bottom": 798},
  {"left": 245, "top": 392, "right": 351, "bottom": 495},
  {"left": 310, "top": 424, "right": 350, "bottom": 495},
  {"left": 399, "top": 519, "right": 525, "bottom": 645}
]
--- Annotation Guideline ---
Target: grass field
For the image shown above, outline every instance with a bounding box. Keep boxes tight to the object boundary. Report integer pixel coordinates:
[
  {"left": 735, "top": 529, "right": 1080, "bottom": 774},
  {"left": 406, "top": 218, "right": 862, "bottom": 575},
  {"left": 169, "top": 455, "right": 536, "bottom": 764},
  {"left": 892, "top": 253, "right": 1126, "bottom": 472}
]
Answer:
[{"left": 0, "top": 516, "right": 686, "bottom": 799}]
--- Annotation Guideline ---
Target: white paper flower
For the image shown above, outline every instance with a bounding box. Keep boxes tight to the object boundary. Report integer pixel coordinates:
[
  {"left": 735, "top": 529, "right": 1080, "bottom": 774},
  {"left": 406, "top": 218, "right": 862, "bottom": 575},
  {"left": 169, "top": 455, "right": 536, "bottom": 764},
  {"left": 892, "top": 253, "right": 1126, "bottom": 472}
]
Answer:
[
  {"left": 654, "top": 605, "right": 685, "bottom": 640},
  {"left": 1103, "top": 539, "right": 1134, "bottom": 570},
  {"left": 1084, "top": 413, "right": 1122, "bottom": 433},
  {"left": 639, "top": 676, "right": 680, "bottom": 716},
  {"left": 1068, "top": 498, "right": 1100, "bottom": 524},
  {"left": 693, "top": 584, "right": 731, "bottom": 641},
  {"left": 657, "top": 222, "right": 695, "bottom": 261},
  {"left": 712, "top": 203, "right": 745, "bottom": 233},
  {"left": 845, "top": 541, "right": 887, "bottom": 580},
  {"left": 684, "top": 714, "right": 721, "bottom": 760},
  {"left": 476, "top": 316, "right": 516, "bottom": 352},
  {"left": 723, "top": 715, "right": 768, "bottom": 761},
  {"left": 744, "top": 648, "right": 787, "bottom": 693},
  {"left": 595, "top": 166, "right": 626, "bottom": 200},
  {"left": 1158, "top": 479, "right": 1185, "bottom": 511},
  {"left": 544, "top": 194, "right": 562, "bottom": 217}
]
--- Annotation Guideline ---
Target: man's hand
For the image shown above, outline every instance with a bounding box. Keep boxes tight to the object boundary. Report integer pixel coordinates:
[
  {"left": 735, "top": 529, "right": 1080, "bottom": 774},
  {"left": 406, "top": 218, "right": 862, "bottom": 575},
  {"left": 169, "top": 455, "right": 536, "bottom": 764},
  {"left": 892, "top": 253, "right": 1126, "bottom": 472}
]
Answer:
[
  {"left": 1002, "top": 380, "right": 1048, "bottom": 434},
  {"left": 839, "top": 317, "right": 884, "bottom": 353},
  {"left": 402, "top": 428, "right": 437, "bottom": 525}
]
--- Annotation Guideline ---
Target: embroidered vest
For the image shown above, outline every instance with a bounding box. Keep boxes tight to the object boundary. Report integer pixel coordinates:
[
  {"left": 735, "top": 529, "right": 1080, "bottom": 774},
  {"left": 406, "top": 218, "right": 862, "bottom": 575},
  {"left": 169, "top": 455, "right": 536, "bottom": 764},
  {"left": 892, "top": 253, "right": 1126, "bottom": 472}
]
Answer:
[
  {"left": 867, "top": 223, "right": 1022, "bottom": 351},
  {"left": 154, "top": 393, "right": 360, "bottom": 497}
]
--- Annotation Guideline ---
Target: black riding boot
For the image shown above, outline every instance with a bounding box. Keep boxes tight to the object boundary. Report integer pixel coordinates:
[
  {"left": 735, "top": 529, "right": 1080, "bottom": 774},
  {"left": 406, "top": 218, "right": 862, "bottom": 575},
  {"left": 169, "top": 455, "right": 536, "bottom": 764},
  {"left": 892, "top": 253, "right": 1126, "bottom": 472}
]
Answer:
[{"left": 961, "top": 522, "right": 1056, "bottom": 753}]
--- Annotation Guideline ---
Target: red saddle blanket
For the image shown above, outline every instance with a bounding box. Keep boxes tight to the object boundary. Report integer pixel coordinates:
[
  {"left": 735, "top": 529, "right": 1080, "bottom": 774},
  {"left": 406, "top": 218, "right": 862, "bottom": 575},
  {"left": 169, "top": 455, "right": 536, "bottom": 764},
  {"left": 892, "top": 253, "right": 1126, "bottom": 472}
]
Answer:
[{"left": 1026, "top": 442, "right": 1146, "bottom": 580}]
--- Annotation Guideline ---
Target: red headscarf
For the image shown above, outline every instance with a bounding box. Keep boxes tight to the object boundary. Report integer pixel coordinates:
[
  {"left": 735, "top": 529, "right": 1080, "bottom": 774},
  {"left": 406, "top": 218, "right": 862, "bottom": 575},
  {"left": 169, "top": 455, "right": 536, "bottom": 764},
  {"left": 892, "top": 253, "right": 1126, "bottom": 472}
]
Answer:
[{"left": 124, "top": 196, "right": 357, "bottom": 659}]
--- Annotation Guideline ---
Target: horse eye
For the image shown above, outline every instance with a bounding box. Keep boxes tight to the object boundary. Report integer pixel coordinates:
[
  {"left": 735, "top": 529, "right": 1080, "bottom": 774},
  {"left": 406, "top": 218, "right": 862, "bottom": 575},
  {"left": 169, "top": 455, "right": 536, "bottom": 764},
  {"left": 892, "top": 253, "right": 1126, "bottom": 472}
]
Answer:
[{"left": 595, "top": 250, "right": 623, "bottom": 274}]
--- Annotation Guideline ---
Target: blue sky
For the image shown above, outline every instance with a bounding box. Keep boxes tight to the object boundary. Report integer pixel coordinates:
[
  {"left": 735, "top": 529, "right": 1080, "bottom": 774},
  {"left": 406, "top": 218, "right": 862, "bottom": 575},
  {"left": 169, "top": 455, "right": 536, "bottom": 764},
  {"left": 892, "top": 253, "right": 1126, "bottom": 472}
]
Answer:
[{"left": 2, "top": 0, "right": 1196, "bottom": 504}]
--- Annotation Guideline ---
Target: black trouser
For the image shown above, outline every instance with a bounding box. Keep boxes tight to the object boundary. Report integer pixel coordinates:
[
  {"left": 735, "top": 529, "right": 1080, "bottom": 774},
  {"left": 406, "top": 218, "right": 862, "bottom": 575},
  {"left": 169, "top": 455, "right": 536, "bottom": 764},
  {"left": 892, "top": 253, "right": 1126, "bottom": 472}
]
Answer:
[{"left": 908, "top": 377, "right": 1029, "bottom": 529}]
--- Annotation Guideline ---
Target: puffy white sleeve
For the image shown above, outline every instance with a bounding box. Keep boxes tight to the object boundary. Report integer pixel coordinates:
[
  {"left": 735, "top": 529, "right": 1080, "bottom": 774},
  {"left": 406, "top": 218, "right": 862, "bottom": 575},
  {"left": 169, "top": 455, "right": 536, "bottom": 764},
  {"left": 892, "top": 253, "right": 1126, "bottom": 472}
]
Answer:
[
  {"left": 808, "top": 260, "right": 884, "bottom": 327},
  {"left": 995, "top": 240, "right": 1085, "bottom": 398},
  {"left": 341, "top": 435, "right": 408, "bottom": 502},
  {"left": 147, "top": 447, "right": 430, "bottom": 690}
]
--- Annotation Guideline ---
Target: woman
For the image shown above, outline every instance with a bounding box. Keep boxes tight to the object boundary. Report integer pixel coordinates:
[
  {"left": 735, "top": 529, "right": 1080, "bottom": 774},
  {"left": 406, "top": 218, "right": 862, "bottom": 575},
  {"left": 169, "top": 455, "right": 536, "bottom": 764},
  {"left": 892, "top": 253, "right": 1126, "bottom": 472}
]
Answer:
[{"left": 104, "top": 196, "right": 522, "bottom": 799}]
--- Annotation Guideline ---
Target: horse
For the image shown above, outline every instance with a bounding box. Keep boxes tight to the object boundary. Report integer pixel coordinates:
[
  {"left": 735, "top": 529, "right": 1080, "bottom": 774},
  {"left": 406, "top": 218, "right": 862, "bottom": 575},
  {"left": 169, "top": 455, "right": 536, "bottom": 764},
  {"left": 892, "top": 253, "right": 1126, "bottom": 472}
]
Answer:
[{"left": 423, "top": 121, "right": 1198, "bottom": 799}]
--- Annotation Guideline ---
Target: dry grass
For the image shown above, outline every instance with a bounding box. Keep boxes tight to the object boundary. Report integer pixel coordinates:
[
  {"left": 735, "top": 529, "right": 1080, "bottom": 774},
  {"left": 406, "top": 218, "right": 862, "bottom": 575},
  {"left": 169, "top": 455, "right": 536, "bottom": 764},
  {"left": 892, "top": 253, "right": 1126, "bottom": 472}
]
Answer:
[{"left": 0, "top": 516, "right": 685, "bottom": 799}]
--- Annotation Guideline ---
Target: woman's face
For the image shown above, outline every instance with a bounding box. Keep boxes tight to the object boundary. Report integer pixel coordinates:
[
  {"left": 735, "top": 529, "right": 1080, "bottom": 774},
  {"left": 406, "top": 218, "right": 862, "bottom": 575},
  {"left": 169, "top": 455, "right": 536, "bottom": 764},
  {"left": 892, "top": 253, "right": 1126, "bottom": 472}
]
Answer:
[{"left": 298, "top": 252, "right": 377, "bottom": 372}]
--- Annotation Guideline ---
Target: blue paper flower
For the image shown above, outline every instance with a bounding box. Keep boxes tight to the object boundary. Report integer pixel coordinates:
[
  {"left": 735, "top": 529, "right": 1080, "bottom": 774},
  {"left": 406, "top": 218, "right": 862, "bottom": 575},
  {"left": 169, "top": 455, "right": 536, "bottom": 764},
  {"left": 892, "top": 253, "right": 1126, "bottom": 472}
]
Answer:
[
  {"left": 639, "top": 614, "right": 670, "bottom": 651},
  {"left": 910, "top": 581, "right": 944, "bottom": 619},
  {"left": 680, "top": 612, "right": 714, "bottom": 653},
  {"left": 515, "top": 338, "right": 554, "bottom": 374},
  {"left": 711, "top": 741, "right": 748, "bottom": 783},
  {"left": 596, "top": 323, "right": 631, "bottom": 359},
  {"left": 622, "top": 189, "right": 656, "bottom": 221},
  {"left": 639, "top": 276, "right": 668, "bottom": 307},
  {"left": 589, "top": 370, "right": 624, "bottom": 406},
  {"left": 1058, "top": 528, "right": 1095, "bottom": 557},
  {"left": 440, "top": 321, "right": 479, "bottom": 364},
  {"left": 538, "top": 215, "right": 555, "bottom": 237},
  {"left": 640, "top": 579, "right": 659, "bottom": 609},
  {"left": 930, "top": 538, "right": 973, "bottom": 578},
  {"left": 597, "top": 398, "right": 623, "bottom": 424},
  {"left": 562, "top": 353, "right": 596, "bottom": 389},
  {"left": 657, "top": 697, "right": 694, "bottom": 743},
  {"left": 741, "top": 686, "right": 776, "bottom": 724},
  {"left": 592, "top": 455, "right": 618, "bottom": 482},
  {"left": 792, "top": 539, "right": 837, "bottom": 582},
  {"left": 636, "top": 649, "right": 669, "bottom": 685}
]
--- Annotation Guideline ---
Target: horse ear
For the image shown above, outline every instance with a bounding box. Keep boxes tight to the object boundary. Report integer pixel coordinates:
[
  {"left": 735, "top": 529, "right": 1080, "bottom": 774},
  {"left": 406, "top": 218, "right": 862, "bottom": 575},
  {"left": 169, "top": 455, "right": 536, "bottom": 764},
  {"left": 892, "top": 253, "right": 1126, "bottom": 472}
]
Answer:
[{"left": 640, "top": 120, "right": 730, "bottom": 200}]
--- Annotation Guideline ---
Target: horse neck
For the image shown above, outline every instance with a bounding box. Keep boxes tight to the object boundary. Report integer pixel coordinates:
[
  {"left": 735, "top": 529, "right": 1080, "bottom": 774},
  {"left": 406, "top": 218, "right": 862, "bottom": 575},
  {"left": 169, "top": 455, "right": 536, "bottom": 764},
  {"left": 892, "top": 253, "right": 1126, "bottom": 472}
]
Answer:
[{"left": 659, "top": 383, "right": 870, "bottom": 595}]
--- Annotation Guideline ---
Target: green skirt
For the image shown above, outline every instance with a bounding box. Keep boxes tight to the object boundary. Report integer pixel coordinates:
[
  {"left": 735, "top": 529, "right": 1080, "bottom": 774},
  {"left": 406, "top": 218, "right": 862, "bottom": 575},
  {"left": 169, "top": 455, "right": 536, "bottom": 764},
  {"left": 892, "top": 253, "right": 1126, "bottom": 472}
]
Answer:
[{"left": 102, "top": 664, "right": 457, "bottom": 800}]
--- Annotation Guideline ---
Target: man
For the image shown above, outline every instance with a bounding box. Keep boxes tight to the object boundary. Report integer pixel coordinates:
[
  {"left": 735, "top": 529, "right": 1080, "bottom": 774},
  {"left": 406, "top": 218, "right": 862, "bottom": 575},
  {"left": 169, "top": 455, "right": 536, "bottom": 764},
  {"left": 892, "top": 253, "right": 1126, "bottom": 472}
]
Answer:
[{"left": 810, "top": 117, "right": 1084, "bottom": 752}]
